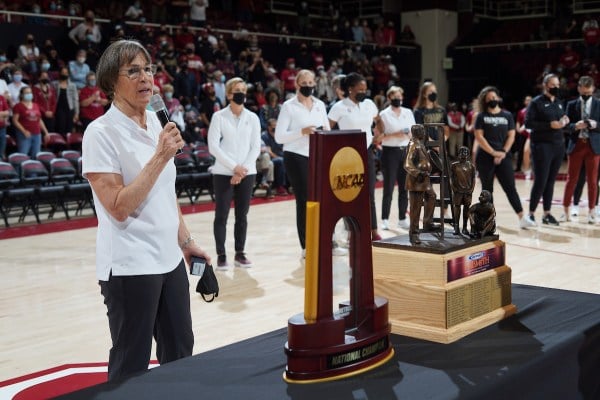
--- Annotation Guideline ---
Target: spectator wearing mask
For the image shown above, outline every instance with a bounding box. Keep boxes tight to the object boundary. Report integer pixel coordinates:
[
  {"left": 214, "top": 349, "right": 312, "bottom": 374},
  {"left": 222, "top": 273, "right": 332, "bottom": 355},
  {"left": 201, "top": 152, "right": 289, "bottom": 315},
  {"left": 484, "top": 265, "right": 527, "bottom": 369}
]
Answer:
[
  {"left": 199, "top": 82, "right": 222, "bottom": 128},
  {"left": 18, "top": 34, "right": 40, "bottom": 76},
  {"left": 68, "top": 10, "right": 102, "bottom": 46},
  {"left": 69, "top": 50, "right": 91, "bottom": 89},
  {"left": 7, "top": 68, "right": 29, "bottom": 107},
  {"left": 32, "top": 71, "right": 57, "bottom": 132},
  {"left": 79, "top": 72, "right": 108, "bottom": 130},
  {"left": 53, "top": 66, "right": 79, "bottom": 136},
  {"left": 12, "top": 86, "right": 49, "bottom": 158}
]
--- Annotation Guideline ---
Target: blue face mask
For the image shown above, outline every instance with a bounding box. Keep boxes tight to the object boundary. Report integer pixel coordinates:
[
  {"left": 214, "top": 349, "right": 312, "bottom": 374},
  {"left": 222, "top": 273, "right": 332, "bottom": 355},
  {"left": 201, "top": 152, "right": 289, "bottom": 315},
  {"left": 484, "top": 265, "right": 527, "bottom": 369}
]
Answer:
[
  {"left": 0, "top": 56, "right": 7, "bottom": 62},
  {"left": 220, "top": 75, "right": 226, "bottom": 83},
  {"left": 88, "top": 79, "right": 96, "bottom": 87},
  {"left": 165, "top": 92, "right": 173, "bottom": 100},
  {"left": 23, "top": 93, "right": 33, "bottom": 102},
  {"left": 13, "top": 74, "right": 23, "bottom": 83},
  {"left": 41, "top": 62, "right": 50, "bottom": 71}
]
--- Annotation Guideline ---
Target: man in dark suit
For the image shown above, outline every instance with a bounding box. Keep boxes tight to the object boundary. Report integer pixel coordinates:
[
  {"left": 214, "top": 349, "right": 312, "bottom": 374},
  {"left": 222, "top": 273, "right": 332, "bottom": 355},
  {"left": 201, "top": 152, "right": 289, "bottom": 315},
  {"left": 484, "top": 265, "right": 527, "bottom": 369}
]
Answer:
[{"left": 562, "top": 75, "right": 600, "bottom": 224}]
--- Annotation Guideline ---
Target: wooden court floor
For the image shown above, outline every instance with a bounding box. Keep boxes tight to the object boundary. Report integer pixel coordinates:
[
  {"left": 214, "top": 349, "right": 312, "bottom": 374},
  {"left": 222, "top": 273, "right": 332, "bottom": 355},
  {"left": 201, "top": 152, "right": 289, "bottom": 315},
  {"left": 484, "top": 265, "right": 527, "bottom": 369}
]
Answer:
[{"left": 1, "top": 177, "right": 599, "bottom": 381}]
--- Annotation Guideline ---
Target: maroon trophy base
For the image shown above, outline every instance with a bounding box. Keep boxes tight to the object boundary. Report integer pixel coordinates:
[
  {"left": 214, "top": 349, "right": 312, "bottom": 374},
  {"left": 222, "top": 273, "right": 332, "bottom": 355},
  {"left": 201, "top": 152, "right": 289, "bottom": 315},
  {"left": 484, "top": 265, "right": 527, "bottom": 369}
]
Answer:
[{"left": 284, "top": 296, "right": 394, "bottom": 383}]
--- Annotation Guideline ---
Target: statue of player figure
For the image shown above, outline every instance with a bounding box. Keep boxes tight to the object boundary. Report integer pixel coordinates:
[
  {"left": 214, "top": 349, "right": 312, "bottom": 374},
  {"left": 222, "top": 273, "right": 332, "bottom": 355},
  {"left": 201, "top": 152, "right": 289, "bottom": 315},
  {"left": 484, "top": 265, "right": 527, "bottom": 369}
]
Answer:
[
  {"left": 450, "top": 146, "right": 476, "bottom": 236},
  {"left": 468, "top": 190, "right": 496, "bottom": 238},
  {"left": 404, "top": 124, "right": 437, "bottom": 244}
]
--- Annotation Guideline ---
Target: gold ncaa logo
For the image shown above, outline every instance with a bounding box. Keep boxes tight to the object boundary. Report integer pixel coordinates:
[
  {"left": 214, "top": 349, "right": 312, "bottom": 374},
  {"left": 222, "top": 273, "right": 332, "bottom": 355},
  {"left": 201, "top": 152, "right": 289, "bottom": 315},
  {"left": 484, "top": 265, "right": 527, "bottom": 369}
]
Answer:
[{"left": 329, "top": 147, "right": 365, "bottom": 202}]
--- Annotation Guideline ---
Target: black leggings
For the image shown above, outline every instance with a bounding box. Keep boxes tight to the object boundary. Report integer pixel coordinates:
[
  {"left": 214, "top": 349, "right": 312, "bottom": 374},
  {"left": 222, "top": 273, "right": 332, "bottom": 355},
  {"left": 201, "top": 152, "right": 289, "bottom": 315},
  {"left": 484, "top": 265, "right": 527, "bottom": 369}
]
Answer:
[
  {"left": 213, "top": 173, "right": 255, "bottom": 255},
  {"left": 476, "top": 152, "right": 523, "bottom": 214},
  {"left": 284, "top": 151, "right": 309, "bottom": 249},
  {"left": 529, "top": 141, "right": 565, "bottom": 213},
  {"left": 380, "top": 146, "right": 408, "bottom": 220}
]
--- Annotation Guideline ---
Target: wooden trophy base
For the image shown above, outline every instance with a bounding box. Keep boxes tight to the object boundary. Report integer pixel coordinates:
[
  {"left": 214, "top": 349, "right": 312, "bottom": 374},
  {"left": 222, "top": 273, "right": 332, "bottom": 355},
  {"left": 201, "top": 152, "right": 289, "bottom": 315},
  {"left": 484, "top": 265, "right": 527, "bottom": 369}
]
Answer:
[
  {"left": 284, "top": 297, "right": 394, "bottom": 383},
  {"left": 372, "top": 234, "right": 516, "bottom": 344}
]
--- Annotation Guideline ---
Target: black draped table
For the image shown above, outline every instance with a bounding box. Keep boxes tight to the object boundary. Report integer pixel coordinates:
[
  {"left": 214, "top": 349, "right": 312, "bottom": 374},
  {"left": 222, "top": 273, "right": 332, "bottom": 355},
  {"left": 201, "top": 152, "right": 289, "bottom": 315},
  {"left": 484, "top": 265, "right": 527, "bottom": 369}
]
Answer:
[{"left": 60, "top": 284, "right": 600, "bottom": 400}]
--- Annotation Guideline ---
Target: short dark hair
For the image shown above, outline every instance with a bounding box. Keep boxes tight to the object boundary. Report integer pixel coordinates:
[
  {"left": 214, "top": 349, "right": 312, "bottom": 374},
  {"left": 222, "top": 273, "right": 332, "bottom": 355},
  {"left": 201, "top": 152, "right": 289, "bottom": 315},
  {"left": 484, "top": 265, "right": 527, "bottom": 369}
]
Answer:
[
  {"left": 340, "top": 72, "right": 366, "bottom": 96},
  {"left": 96, "top": 39, "right": 151, "bottom": 99},
  {"left": 578, "top": 75, "right": 594, "bottom": 88}
]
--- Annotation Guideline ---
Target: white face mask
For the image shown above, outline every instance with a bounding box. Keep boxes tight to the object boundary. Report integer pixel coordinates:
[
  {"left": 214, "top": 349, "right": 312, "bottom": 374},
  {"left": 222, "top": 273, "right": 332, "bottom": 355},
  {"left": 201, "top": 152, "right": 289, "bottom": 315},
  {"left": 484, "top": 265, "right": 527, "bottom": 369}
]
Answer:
[{"left": 77, "top": 57, "right": 86, "bottom": 64}]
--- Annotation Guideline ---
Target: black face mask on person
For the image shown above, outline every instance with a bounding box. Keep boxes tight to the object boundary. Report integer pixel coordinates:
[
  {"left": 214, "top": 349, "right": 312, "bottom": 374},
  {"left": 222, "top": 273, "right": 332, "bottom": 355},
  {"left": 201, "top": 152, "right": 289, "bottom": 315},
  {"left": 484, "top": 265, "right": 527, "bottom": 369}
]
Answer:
[
  {"left": 548, "top": 87, "right": 560, "bottom": 97},
  {"left": 390, "top": 98, "right": 402, "bottom": 108},
  {"left": 232, "top": 92, "right": 246, "bottom": 105},
  {"left": 355, "top": 92, "right": 367, "bottom": 102},
  {"left": 427, "top": 92, "right": 437, "bottom": 102},
  {"left": 486, "top": 99, "right": 499, "bottom": 109},
  {"left": 581, "top": 94, "right": 591, "bottom": 102},
  {"left": 299, "top": 85, "right": 314, "bottom": 97}
]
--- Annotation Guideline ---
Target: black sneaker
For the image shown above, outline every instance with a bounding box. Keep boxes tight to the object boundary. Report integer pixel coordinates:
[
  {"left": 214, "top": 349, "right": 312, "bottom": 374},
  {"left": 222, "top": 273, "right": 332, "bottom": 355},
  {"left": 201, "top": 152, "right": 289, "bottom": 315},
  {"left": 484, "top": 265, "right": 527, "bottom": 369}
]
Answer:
[
  {"left": 542, "top": 214, "right": 559, "bottom": 226},
  {"left": 234, "top": 253, "right": 253, "bottom": 268}
]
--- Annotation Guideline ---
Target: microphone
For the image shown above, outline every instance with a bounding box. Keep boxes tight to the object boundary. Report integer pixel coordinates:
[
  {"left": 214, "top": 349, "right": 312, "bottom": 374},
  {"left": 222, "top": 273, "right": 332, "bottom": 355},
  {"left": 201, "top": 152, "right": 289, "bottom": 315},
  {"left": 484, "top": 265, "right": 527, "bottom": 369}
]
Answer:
[
  {"left": 149, "top": 94, "right": 171, "bottom": 127},
  {"left": 149, "top": 94, "right": 182, "bottom": 154}
]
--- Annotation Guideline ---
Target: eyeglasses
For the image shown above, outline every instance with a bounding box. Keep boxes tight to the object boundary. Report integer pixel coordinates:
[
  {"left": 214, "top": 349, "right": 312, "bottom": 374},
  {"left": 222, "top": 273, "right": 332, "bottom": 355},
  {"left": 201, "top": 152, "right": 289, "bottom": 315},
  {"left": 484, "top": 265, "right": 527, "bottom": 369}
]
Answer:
[{"left": 119, "top": 64, "right": 157, "bottom": 80}]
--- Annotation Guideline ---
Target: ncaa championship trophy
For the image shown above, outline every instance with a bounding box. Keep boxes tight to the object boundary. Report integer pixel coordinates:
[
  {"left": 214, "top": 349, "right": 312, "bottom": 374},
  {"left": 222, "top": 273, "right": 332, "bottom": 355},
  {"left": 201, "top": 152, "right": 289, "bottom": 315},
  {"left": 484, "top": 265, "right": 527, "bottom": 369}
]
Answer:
[{"left": 284, "top": 130, "right": 394, "bottom": 383}]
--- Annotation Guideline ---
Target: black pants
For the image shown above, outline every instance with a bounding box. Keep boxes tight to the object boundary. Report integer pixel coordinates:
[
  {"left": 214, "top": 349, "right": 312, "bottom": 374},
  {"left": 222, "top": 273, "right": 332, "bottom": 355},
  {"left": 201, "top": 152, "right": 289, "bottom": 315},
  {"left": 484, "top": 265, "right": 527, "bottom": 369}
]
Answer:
[
  {"left": 529, "top": 141, "right": 565, "bottom": 213},
  {"left": 54, "top": 107, "right": 74, "bottom": 136},
  {"left": 99, "top": 260, "right": 193, "bottom": 382},
  {"left": 512, "top": 133, "right": 527, "bottom": 171},
  {"left": 213, "top": 173, "right": 255, "bottom": 256},
  {"left": 381, "top": 145, "right": 408, "bottom": 220},
  {"left": 476, "top": 152, "right": 523, "bottom": 214},
  {"left": 284, "top": 151, "right": 309, "bottom": 249}
]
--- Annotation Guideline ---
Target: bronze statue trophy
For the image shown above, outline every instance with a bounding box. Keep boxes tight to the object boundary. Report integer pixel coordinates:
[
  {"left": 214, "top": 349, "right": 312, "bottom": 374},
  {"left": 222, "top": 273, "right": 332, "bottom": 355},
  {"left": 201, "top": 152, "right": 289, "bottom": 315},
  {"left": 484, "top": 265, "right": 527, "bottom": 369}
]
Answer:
[
  {"left": 450, "top": 146, "right": 476, "bottom": 236},
  {"left": 404, "top": 124, "right": 437, "bottom": 244},
  {"left": 469, "top": 190, "right": 496, "bottom": 238},
  {"left": 284, "top": 130, "right": 394, "bottom": 383}
]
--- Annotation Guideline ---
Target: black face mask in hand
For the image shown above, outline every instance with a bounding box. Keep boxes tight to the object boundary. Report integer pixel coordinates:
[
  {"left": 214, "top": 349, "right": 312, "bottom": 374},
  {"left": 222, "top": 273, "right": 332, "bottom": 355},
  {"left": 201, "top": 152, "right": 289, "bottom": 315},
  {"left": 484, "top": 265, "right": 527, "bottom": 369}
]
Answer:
[{"left": 232, "top": 92, "right": 245, "bottom": 105}]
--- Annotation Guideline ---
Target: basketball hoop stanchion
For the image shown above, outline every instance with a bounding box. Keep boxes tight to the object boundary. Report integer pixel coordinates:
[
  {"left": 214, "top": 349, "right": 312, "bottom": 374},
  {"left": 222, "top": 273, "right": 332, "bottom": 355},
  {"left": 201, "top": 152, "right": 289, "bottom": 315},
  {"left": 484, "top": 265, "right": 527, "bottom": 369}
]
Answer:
[{"left": 284, "top": 130, "right": 394, "bottom": 383}]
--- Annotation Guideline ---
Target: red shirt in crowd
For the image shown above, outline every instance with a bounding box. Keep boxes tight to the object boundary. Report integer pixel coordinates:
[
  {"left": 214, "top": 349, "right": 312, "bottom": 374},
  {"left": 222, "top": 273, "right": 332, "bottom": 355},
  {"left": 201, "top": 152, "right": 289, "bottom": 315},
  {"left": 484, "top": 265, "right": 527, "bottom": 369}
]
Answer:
[
  {"left": 79, "top": 86, "right": 107, "bottom": 121},
  {"left": 516, "top": 107, "right": 530, "bottom": 138},
  {"left": 0, "top": 95, "right": 9, "bottom": 129},
  {"left": 13, "top": 102, "right": 43, "bottom": 135},
  {"left": 32, "top": 84, "right": 57, "bottom": 118},
  {"left": 584, "top": 26, "right": 600, "bottom": 46},
  {"left": 280, "top": 67, "right": 297, "bottom": 92}
]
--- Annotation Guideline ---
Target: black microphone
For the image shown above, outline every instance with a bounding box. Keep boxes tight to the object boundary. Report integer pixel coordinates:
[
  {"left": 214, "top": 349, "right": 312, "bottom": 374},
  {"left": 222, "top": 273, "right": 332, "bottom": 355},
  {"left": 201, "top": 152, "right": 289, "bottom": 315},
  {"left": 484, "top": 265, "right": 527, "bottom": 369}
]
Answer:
[
  {"left": 150, "top": 94, "right": 171, "bottom": 127},
  {"left": 149, "top": 94, "right": 182, "bottom": 154}
]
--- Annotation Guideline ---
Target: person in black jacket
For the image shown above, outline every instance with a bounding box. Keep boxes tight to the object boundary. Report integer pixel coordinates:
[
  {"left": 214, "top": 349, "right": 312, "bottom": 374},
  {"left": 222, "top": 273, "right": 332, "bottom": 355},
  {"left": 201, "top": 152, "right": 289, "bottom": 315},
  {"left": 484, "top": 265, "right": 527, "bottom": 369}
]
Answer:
[
  {"left": 523, "top": 73, "right": 569, "bottom": 226},
  {"left": 561, "top": 75, "right": 600, "bottom": 224}
]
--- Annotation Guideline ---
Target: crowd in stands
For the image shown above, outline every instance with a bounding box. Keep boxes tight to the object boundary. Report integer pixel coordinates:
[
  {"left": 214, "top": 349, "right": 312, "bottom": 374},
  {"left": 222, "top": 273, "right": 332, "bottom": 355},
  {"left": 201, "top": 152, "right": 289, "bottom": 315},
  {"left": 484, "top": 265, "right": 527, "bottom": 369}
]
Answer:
[{"left": 1, "top": 2, "right": 599, "bottom": 227}]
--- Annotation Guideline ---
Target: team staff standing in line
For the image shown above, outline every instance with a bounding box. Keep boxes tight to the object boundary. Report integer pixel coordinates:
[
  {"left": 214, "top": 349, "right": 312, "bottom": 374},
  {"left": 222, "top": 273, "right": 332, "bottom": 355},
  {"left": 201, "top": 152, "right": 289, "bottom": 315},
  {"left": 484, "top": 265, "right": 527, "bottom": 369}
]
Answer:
[
  {"left": 208, "top": 77, "right": 261, "bottom": 269},
  {"left": 524, "top": 73, "right": 569, "bottom": 226},
  {"left": 561, "top": 75, "right": 600, "bottom": 224},
  {"left": 275, "top": 69, "right": 331, "bottom": 259},
  {"left": 378, "top": 85, "right": 415, "bottom": 231},
  {"left": 473, "top": 86, "right": 536, "bottom": 229},
  {"left": 82, "top": 40, "right": 211, "bottom": 382},
  {"left": 328, "top": 72, "right": 383, "bottom": 241}
]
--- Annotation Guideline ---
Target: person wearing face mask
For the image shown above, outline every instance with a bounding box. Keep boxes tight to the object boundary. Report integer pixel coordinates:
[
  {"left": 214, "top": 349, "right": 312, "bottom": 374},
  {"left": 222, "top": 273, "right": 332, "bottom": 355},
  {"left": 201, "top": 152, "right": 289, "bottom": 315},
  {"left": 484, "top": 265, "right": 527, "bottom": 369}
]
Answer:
[
  {"left": 7, "top": 68, "right": 29, "bottom": 107},
  {"left": 32, "top": 71, "right": 57, "bottom": 132},
  {"left": 18, "top": 34, "right": 40, "bottom": 76},
  {"left": 474, "top": 86, "right": 535, "bottom": 230},
  {"left": 208, "top": 77, "right": 261, "bottom": 269},
  {"left": 52, "top": 67, "right": 79, "bottom": 136},
  {"left": 275, "top": 70, "right": 332, "bottom": 258},
  {"left": 68, "top": 10, "right": 102, "bottom": 46},
  {"left": 68, "top": 50, "right": 91, "bottom": 89},
  {"left": 413, "top": 81, "right": 449, "bottom": 142},
  {"left": 328, "top": 72, "right": 383, "bottom": 241},
  {"left": 524, "top": 73, "right": 570, "bottom": 226},
  {"left": 0, "top": 92, "right": 9, "bottom": 160},
  {"left": 378, "top": 86, "right": 415, "bottom": 231},
  {"left": 12, "top": 86, "right": 48, "bottom": 158},
  {"left": 561, "top": 76, "right": 600, "bottom": 224},
  {"left": 212, "top": 70, "right": 226, "bottom": 105},
  {"left": 199, "top": 82, "right": 222, "bottom": 128},
  {"left": 259, "top": 87, "right": 281, "bottom": 130},
  {"left": 280, "top": 58, "right": 298, "bottom": 97},
  {"left": 79, "top": 72, "right": 108, "bottom": 130}
]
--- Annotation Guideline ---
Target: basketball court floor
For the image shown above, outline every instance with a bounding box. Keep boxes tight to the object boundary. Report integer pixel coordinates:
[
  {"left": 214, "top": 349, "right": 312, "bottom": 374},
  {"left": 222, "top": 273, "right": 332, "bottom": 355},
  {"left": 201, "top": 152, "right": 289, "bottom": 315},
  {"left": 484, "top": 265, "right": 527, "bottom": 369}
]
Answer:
[{"left": 1, "top": 177, "right": 599, "bottom": 382}]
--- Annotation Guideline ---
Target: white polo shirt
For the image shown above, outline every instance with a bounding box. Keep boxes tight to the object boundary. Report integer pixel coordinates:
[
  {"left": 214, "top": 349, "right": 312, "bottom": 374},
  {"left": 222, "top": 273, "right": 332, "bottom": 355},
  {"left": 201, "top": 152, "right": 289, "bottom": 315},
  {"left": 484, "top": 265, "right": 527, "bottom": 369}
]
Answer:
[
  {"left": 207, "top": 105, "right": 261, "bottom": 176},
  {"left": 82, "top": 104, "right": 182, "bottom": 281},
  {"left": 274, "top": 95, "right": 330, "bottom": 157},
  {"left": 379, "top": 105, "right": 415, "bottom": 147},
  {"left": 328, "top": 97, "right": 378, "bottom": 148}
]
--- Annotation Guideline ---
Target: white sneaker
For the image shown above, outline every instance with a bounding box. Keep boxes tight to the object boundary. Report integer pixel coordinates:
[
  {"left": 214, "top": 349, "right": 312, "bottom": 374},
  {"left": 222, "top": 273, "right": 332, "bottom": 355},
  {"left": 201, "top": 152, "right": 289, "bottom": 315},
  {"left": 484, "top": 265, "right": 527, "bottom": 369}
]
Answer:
[
  {"left": 332, "top": 246, "right": 348, "bottom": 256},
  {"left": 519, "top": 214, "right": 537, "bottom": 229},
  {"left": 588, "top": 214, "right": 597, "bottom": 225},
  {"left": 397, "top": 219, "right": 410, "bottom": 229},
  {"left": 571, "top": 205, "right": 579, "bottom": 217},
  {"left": 381, "top": 219, "right": 389, "bottom": 230},
  {"left": 558, "top": 214, "right": 570, "bottom": 222}
]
